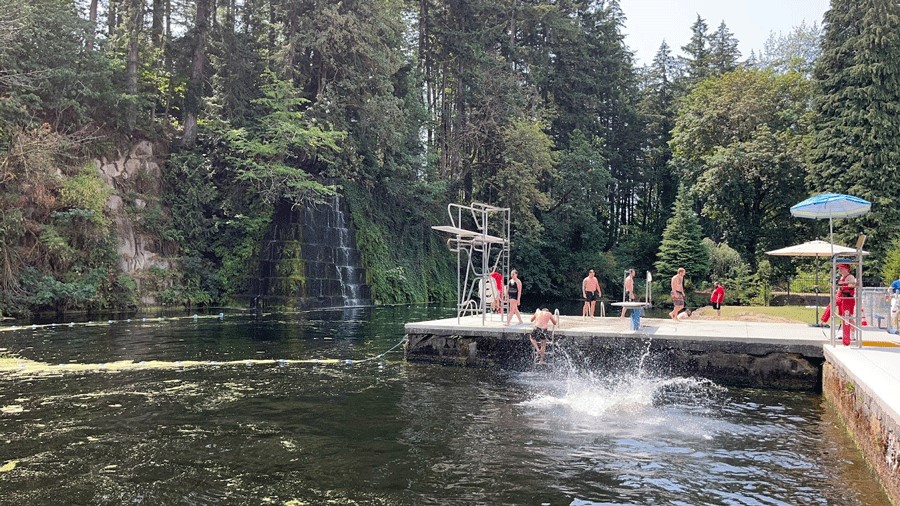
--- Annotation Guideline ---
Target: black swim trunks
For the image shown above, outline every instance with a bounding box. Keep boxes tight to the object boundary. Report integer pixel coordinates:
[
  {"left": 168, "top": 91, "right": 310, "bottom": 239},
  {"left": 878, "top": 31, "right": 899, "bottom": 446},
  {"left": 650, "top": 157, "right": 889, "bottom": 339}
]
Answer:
[
  {"left": 531, "top": 327, "right": 550, "bottom": 342},
  {"left": 624, "top": 292, "right": 633, "bottom": 302},
  {"left": 584, "top": 290, "right": 599, "bottom": 302}
]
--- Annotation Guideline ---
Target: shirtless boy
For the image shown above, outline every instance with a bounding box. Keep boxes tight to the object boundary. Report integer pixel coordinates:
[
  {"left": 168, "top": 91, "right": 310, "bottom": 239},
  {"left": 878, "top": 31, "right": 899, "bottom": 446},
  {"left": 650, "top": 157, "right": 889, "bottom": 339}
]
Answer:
[
  {"left": 621, "top": 269, "right": 635, "bottom": 317},
  {"left": 582, "top": 270, "right": 602, "bottom": 319},
  {"left": 530, "top": 308, "right": 560, "bottom": 364},
  {"left": 669, "top": 267, "right": 686, "bottom": 320}
]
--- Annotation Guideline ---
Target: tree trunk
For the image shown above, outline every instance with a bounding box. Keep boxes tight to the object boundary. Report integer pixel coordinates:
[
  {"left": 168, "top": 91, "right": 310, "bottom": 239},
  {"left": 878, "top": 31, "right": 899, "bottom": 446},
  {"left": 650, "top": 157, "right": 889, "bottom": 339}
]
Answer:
[
  {"left": 283, "top": 0, "right": 298, "bottom": 80},
  {"left": 126, "top": 0, "right": 144, "bottom": 131},
  {"left": 107, "top": 0, "right": 118, "bottom": 36},
  {"left": 182, "top": 0, "right": 211, "bottom": 146},
  {"left": 151, "top": 0, "right": 164, "bottom": 47},
  {"left": 86, "top": 0, "right": 99, "bottom": 51},
  {"left": 419, "top": 0, "right": 433, "bottom": 147},
  {"left": 163, "top": 0, "right": 172, "bottom": 117}
]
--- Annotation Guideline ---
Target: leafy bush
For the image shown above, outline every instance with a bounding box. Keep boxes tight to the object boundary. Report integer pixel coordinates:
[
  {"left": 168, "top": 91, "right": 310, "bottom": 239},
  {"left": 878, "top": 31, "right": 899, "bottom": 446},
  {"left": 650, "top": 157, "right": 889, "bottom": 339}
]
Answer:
[
  {"left": 750, "top": 259, "right": 774, "bottom": 306},
  {"left": 704, "top": 238, "right": 753, "bottom": 303},
  {"left": 58, "top": 166, "right": 111, "bottom": 227}
]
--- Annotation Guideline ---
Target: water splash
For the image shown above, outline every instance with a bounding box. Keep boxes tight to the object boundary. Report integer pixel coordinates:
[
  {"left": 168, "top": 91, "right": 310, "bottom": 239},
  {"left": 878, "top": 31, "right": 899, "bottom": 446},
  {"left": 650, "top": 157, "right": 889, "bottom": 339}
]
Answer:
[
  {"left": 518, "top": 340, "right": 728, "bottom": 440},
  {"left": 522, "top": 372, "right": 724, "bottom": 419}
]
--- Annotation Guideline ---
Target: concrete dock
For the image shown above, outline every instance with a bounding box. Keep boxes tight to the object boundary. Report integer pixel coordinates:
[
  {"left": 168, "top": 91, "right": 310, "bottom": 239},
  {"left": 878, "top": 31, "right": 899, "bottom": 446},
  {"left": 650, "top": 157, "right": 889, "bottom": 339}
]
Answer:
[
  {"left": 404, "top": 314, "right": 900, "bottom": 503},
  {"left": 405, "top": 315, "right": 832, "bottom": 389}
]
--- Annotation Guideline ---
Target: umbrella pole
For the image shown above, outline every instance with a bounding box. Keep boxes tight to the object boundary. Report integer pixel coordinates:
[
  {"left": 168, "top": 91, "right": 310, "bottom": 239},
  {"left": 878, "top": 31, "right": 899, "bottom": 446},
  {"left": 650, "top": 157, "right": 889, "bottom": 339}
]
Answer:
[
  {"left": 814, "top": 261, "right": 820, "bottom": 326},
  {"left": 829, "top": 217, "right": 836, "bottom": 346}
]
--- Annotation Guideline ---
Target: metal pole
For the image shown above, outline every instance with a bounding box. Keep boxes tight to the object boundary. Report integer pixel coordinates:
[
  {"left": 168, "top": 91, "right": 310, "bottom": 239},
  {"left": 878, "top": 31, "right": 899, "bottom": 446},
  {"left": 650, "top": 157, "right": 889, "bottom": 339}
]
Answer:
[
  {"left": 482, "top": 206, "right": 487, "bottom": 326},
  {"left": 856, "top": 251, "right": 863, "bottom": 348},
  {"left": 457, "top": 206, "right": 462, "bottom": 324},
  {"left": 814, "top": 259, "right": 820, "bottom": 326},
  {"left": 829, "top": 217, "right": 835, "bottom": 346}
]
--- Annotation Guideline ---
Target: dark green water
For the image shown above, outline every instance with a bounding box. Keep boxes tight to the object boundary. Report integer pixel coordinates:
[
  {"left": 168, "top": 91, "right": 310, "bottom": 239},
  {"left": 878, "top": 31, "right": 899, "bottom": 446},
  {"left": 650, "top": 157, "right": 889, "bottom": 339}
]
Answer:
[{"left": 0, "top": 306, "right": 890, "bottom": 505}]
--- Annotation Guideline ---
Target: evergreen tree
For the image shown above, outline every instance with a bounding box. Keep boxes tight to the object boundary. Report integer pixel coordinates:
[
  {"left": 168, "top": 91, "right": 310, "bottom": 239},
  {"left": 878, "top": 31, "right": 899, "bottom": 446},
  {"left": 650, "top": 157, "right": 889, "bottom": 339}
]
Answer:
[
  {"left": 708, "top": 21, "right": 740, "bottom": 74},
  {"left": 539, "top": 1, "right": 643, "bottom": 250},
  {"left": 810, "top": 0, "right": 900, "bottom": 259},
  {"left": 637, "top": 41, "right": 679, "bottom": 233},
  {"left": 534, "top": 129, "right": 610, "bottom": 295},
  {"left": 681, "top": 15, "right": 711, "bottom": 84},
  {"left": 655, "top": 185, "right": 709, "bottom": 283}
]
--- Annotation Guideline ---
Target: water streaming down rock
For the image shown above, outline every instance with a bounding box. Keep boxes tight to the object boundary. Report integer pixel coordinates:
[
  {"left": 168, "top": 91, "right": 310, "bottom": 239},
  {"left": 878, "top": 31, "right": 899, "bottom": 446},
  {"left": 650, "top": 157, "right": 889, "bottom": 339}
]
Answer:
[{"left": 254, "top": 194, "right": 372, "bottom": 308}]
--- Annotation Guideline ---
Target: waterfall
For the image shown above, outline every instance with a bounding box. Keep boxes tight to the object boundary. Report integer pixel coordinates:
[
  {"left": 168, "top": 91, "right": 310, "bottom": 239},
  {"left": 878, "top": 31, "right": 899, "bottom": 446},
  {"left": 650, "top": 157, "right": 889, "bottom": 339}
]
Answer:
[
  {"left": 329, "top": 195, "right": 366, "bottom": 306},
  {"left": 253, "top": 194, "right": 372, "bottom": 309}
]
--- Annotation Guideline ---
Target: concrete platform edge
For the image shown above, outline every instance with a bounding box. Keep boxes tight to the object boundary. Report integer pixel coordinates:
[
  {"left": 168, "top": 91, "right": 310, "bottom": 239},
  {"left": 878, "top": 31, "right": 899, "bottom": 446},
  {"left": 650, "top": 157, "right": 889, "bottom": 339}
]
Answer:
[{"left": 823, "top": 346, "right": 900, "bottom": 505}]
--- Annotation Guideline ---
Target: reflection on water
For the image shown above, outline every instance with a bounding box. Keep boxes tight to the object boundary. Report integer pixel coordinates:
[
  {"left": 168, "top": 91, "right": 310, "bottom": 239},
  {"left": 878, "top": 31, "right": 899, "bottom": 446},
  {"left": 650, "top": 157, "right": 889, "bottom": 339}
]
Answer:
[{"left": 0, "top": 306, "right": 890, "bottom": 505}]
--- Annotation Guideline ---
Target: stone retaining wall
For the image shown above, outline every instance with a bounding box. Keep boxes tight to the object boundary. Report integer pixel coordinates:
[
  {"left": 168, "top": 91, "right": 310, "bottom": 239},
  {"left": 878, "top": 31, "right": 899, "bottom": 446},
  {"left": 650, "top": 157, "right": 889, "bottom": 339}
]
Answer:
[
  {"left": 405, "top": 332, "right": 823, "bottom": 391},
  {"left": 823, "top": 359, "right": 900, "bottom": 503}
]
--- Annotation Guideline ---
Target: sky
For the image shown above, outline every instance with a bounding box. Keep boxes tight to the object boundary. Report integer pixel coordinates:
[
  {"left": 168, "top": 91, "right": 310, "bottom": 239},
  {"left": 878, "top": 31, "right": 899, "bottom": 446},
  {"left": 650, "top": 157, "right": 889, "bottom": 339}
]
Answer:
[{"left": 618, "top": 0, "right": 831, "bottom": 66}]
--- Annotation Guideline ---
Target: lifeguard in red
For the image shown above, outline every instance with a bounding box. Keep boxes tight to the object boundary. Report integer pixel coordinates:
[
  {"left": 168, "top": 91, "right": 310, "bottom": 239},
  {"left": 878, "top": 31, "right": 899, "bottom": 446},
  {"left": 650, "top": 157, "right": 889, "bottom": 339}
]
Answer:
[{"left": 836, "top": 264, "right": 857, "bottom": 346}]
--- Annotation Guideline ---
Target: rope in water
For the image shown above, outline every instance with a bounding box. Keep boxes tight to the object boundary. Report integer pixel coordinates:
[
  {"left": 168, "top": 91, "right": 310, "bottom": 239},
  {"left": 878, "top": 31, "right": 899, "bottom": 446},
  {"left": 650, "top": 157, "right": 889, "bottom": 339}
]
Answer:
[
  {"left": 0, "top": 315, "right": 409, "bottom": 374},
  {"left": 0, "top": 313, "right": 226, "bottom": 333},
  {"left": 351, "top": 337, "right": 408, "bottom": 364}
]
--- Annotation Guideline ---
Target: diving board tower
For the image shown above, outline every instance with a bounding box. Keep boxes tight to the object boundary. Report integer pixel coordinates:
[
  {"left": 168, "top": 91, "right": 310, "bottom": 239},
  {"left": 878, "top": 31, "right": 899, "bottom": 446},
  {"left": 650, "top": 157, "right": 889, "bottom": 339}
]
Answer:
[{"left": 432, "top": 203, "right": 511, "bottom": 324}]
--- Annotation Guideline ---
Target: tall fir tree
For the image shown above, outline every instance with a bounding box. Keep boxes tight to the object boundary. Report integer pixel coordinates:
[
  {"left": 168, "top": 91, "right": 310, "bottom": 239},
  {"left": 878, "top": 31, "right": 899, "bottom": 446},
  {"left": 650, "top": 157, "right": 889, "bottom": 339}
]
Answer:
[
  {"left": 638, "top": 41, "right": 679, "bottom": 234},
  {"left": 681, "top": 15, "right": 711, "bottom": 85},
  {"left": 810, "top": 0, "right": 900, "bottom": 259},
  {"left": 708, "top": 21, "right": 740, "bottom": 74},
  {"left": 655, "top": 185, "right": 709, "bottom": 283}
]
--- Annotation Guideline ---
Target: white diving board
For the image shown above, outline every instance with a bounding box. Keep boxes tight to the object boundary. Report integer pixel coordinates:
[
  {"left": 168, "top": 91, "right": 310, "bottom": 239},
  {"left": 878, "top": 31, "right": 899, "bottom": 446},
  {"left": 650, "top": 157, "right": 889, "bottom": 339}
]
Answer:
[{"left": 431, "top": 225, "right": 506, "bottom": 245}]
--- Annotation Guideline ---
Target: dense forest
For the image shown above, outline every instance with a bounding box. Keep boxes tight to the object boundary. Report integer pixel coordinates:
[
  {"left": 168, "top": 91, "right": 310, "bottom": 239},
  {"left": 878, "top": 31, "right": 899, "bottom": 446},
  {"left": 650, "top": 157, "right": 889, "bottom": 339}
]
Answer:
[{"left": 1, "top": 0, "right": 899, "bottom": 316}]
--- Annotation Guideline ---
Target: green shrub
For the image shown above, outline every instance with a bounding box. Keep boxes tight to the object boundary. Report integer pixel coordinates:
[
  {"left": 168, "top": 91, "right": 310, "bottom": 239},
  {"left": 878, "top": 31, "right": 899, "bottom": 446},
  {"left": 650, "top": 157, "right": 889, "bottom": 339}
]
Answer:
[{"left": 58, "top": 166, "right": 111, "bottom": 227}]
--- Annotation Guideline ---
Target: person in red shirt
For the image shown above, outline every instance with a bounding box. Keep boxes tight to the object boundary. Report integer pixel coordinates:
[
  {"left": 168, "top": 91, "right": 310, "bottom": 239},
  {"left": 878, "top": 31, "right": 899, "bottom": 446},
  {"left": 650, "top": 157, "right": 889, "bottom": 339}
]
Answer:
[
  {"left": 710, "top": 282, "right": 725, "bottom": 317},
  {"left": 490, "top": 269, "right": 503, "bottom": 315}
]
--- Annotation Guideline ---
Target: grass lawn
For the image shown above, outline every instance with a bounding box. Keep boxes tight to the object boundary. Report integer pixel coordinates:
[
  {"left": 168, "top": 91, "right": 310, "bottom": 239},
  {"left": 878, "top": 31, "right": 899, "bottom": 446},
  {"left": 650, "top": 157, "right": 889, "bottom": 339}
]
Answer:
[{"left": 693, "top": 305, "right": 818, "bottom": 324}]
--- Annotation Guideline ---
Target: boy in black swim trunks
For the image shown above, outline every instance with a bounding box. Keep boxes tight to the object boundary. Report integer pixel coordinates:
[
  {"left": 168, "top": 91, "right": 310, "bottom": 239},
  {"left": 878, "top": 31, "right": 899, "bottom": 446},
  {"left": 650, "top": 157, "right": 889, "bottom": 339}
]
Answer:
[
  {"left": 530, "top": 308, "right": 559, "bottom": 364},
  {"left": 582, "top": 270, "right": 602, "bottom": 319}
]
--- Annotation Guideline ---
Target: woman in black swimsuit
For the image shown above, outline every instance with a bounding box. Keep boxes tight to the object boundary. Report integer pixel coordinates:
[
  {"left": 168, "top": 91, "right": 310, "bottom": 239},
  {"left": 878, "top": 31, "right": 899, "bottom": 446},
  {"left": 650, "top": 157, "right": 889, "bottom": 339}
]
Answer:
[{"left": 505, "top": 270, "right": 523, "bottom": 326}]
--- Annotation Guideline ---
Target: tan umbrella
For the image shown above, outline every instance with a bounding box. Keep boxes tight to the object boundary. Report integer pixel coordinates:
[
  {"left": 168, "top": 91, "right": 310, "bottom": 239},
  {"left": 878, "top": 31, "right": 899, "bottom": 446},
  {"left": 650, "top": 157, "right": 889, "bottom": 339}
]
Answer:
[
  {"left": 766, "top": 240, "right": 869, "bottom": 257},
  {"left": 766, "top": 240, "right": 868, "bottom": 326}
]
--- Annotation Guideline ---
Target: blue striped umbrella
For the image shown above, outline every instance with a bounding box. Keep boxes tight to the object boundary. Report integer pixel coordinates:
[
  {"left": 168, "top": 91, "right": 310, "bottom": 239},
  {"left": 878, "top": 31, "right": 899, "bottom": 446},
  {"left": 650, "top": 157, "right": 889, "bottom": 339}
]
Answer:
[{"left": 790, "top": 193, "right": 871, "bottom": 219}]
